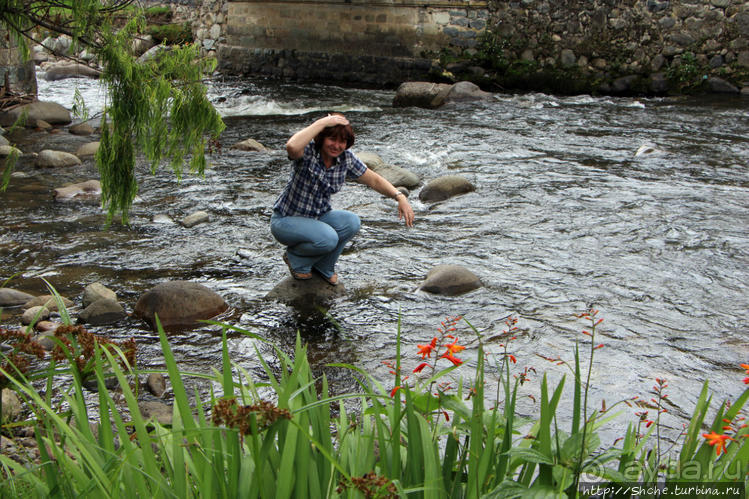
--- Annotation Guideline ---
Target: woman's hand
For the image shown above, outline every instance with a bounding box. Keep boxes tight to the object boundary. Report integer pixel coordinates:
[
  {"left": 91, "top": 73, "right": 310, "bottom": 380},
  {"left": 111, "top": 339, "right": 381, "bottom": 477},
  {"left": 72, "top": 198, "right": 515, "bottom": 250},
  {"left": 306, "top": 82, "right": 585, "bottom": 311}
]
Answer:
[
  {"left": 356, "top": 169, "right": 415, "bottom": 227},
  {"left": 323, "top": 114, "right": 349, "bottom": 128},
  {"left": 397, "top": 196, "right": 415, "bottom": 227}
]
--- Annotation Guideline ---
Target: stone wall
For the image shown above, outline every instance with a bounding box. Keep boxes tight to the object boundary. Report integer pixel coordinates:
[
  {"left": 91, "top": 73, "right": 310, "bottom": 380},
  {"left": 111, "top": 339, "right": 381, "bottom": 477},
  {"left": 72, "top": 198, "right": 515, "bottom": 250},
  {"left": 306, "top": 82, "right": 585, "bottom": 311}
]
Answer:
[
  {"left": 178, "top": 0, "right": 749, "bottom": 94},
  {"left": 477, "top": 0, "right": 749, "bottom": 94},
  {"left": 0, "top": 26, "right": 37, "bottom": 96}
]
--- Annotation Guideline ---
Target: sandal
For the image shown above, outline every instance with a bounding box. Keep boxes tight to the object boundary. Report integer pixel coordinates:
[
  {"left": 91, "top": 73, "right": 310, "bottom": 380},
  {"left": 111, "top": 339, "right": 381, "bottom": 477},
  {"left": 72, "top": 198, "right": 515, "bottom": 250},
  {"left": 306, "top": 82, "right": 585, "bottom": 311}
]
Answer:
[
  {"left": 313, "top": 268, "right": 338, "bottom": 286},
  {"left": 283, "top": 252, "right": 312, "bottom": 280}
]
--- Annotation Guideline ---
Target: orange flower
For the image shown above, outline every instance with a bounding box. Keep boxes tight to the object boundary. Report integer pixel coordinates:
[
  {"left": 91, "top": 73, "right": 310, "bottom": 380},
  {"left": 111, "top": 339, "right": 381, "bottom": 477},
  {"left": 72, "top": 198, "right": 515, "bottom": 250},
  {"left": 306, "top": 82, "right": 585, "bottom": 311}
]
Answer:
[
  {"left": 703, "top": 431, "right": 733, "bottom": 456},
  {"left": 390, "top": 386, "right": 401, "bottom": 398},
  {"left": 441, "top": 351, "right": 463, "bottom": 366},
  {"left": 417, "top": 337, "right": 438, "bottom": 359},
  {"left": 507, "top": 354, "right": 517, "bottom": 364},
  {"left": 413, "top": 362, "right": 429, "bottom": 374},
  {"left": 444, "top": 338, "right": 465, "bottom": 355},
  {"left": 741, "top": 363, "right": 749, "bottom": 374}
]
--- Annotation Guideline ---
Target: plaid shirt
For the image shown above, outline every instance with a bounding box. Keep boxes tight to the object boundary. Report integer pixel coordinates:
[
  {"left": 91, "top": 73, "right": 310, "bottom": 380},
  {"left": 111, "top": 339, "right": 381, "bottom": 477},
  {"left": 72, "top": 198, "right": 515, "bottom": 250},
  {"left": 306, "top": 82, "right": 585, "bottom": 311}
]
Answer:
[{"left": 273, "top": 141, "right": 367, "bottom": 218}]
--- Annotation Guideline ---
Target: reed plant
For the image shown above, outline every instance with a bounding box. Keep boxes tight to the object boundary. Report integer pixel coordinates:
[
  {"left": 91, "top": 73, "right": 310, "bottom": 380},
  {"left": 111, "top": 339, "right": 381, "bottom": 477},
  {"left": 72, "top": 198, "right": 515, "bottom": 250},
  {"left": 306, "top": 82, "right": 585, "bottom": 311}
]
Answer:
[{"left": 0, "top": 305, "right": 746, "bottom": 498}]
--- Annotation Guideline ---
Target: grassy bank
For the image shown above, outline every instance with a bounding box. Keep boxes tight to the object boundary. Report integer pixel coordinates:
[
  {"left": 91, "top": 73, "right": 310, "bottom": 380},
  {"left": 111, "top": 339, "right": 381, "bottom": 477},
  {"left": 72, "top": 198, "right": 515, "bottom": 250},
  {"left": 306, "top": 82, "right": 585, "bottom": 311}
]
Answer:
[{"left": 1, "top": 305, "right": 747, "bottom": 497}]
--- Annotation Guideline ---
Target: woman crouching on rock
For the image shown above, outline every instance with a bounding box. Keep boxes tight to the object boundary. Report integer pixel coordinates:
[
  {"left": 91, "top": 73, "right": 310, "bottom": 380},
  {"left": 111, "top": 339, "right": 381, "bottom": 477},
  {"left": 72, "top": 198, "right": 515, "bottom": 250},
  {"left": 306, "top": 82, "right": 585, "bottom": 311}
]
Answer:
[{"left": 270, "top": 113, "right": 414, "bottom": 286}]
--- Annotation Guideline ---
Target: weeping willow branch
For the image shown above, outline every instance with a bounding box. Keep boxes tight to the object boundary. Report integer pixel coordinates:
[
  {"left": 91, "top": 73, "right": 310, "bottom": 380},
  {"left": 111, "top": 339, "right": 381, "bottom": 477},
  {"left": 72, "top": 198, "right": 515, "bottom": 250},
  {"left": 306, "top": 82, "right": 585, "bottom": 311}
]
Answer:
[
  {"left": 95, "top": 18, "right": 224, "bottom": 222},
  {"left": 1, "top": 1, "right": 225, "bottom": 223}
]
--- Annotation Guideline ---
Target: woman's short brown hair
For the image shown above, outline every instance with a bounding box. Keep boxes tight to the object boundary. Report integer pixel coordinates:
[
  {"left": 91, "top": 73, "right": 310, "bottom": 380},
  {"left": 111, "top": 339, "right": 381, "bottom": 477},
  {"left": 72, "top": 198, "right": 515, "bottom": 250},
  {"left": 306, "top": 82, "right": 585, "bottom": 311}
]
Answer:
[{"left": 314, "top": 112, "right": 355, "bottom": 151}]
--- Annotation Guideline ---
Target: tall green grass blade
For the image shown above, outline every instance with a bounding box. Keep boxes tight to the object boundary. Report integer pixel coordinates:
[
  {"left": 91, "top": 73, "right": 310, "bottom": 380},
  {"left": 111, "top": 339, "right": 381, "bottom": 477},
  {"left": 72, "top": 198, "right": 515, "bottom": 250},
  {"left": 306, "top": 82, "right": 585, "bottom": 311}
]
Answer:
[
  {"left": 99, "top": 346, "right": 166, "bottom": 495},
  {"left": 466, "top": 344, "right": 487, "bottom": 497},
  {"left": 41, "top": 278, "right": 72, "bottom": 326},
  {"left": 572, "top": 343, "right": 581, "bottom": 435},
  {"left": 222, "top": 327, "right": 234, "bottom": 398},
  {"left": 536, "top": 374, "right": 565, "bottom": 486},
  {"left": 169, "top": 408, "right": 188, "bottom": 498},
  {"left": 678, "top": 380, "right": 711, "bottom": 465},
  {"left": 157, "top": 315, "right": 197, "bottom": 432}
]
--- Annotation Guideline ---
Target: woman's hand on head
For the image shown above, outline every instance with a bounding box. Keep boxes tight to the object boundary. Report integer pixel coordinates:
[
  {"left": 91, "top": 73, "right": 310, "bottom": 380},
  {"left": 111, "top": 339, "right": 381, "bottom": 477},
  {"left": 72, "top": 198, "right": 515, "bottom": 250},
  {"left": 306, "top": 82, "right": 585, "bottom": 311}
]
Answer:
[{"left": 324, "top": 114, "right": 349, "bottom": 127}]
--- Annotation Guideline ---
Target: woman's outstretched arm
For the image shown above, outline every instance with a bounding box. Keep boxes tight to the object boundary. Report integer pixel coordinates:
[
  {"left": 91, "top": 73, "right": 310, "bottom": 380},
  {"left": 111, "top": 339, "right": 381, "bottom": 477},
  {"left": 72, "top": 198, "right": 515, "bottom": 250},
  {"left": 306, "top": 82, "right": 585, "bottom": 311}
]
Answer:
[
  {"left": 356, "top": 169, "right": 415, "bottom": 227},
  {"left": 286, "top": 114, "right": 349, "bottom": 159}
]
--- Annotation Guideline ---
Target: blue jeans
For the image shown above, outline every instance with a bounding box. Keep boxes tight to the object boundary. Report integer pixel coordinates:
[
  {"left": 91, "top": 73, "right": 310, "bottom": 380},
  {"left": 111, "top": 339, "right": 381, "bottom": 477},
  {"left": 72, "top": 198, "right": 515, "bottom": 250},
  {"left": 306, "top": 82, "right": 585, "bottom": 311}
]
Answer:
[{"left": 270, "top": 210, "right": 361, "bottom": 279}]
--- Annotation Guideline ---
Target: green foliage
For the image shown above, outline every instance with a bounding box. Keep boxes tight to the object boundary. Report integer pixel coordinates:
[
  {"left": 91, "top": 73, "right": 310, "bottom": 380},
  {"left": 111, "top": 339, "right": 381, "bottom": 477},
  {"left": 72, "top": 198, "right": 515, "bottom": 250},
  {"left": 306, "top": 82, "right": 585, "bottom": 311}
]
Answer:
[
  {"left": 147, "top": 22, "right": 193, "bottom": 45},
  {"left": 665, "top": 52, "right": 704, "bottom": 93},
  {"left": 144, "top": 6, "right": 172, "bottom": 18},
  {"left": 473, "top": 29, "right": 509, "bottom": 71},
  {"left": 0, "top": 308, "right": 746, "bottom": 497},
  {"left": 96, "top": 16, "right": 224, "bottom": 222}
]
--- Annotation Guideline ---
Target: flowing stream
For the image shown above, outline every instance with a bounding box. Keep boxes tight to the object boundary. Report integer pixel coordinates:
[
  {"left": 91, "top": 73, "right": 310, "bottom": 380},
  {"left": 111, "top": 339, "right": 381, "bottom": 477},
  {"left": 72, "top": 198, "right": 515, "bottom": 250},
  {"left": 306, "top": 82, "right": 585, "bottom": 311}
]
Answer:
[{"left": 2, "top": 73, "right": 748, "bottom": 442}]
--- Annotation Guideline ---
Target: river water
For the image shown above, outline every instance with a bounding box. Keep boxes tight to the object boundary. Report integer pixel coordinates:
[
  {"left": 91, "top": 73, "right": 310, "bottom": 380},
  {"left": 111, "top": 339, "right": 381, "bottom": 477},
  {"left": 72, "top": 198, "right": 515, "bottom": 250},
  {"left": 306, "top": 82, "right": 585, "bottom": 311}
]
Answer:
[{"left": 2, "top": 74, "right": 748, "bottom": 441}]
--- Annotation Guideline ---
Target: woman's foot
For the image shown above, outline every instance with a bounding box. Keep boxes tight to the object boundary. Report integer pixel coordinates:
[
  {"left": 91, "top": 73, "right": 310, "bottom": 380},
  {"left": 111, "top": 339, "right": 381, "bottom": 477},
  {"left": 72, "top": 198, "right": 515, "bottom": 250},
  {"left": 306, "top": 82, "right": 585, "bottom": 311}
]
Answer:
[
  {"left": 283, "top": 252, "right": 312, "bottom": 280},
  {"left": 322, "top": 273, "right": 338, "bottom": 286},
  {"left": 313, "top": 268, "right": 338, "bottom": 286}
]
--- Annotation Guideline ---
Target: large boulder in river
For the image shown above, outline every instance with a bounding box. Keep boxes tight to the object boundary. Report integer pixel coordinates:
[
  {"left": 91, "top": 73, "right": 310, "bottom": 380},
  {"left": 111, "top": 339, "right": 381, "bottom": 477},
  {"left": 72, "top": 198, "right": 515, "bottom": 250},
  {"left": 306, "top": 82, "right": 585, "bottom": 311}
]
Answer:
[
  {"left": 134, "top": 281, "right": 228, "bottom": 330},
  {"left": 392, "top": 82, "right": 452, "bottom": 109},
  {"left": 357, "top": 151, "right": 420, "bottom": 188},
  {"left": 43, "top": 62, "right": 101, "bottom": 81},
  {"left": 265, "top": 275, "right": 346, "bottom": 308},
  {"left": 0, "top": 101, "right": 72, "bottom": 127},
  {"left": 419, "top": 175, "right": 475, "bottom": 203},
  {"left": 419, "top": 265, "right": 482, "bottom": 296},
  {"left": 433, "top": 81, "right": 494, "bottom": 107}
]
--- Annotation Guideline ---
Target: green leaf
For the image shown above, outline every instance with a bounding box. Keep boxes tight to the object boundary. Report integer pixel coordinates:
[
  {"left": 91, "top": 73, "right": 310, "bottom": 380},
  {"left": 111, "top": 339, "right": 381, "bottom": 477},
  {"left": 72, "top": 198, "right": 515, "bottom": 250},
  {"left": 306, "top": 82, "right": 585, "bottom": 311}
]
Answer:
[{"left": 505, "top": 447, "right": 556, "bottom": 465}]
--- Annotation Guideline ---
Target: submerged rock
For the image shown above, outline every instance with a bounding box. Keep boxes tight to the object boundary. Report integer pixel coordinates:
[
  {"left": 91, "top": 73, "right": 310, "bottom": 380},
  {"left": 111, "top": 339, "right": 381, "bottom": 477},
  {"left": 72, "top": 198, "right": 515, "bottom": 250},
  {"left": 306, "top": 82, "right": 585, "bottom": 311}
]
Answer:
[
  {"left": 0, "top": 145, "right": 22, "bottom": 157},
  {"left": 182, "top": 210, "right": 210, "bottom": 228},
  {"left": 357, "top": 151, "right": 420, "bottom": 189},
  {"left": 0, "top": 288, "right": 35, "bottom": 308},
  {"left": 53, "top": 179, "right": 101, "bottom": 201},
  {"left": 418, "top": 175, "right": 475, "bottom": 203},
  {"left": 146, "top": 373, "right": 167, "bottom": 398},
  {"left": 78, "top": 298, "right": 126, "bottom": 326},
  {"left": 23, "top": 294, "right": 74, "bottom": 312},
  {"left": 138, "top": 400, "right": 173, "bottom": 425},
  {"left": 265, "top": 275, "right": 346, "bottom": 308},
  {"left": 419, "top": 264, "right": 482, "bottom": 296},
  {"left": 232, "top": 138, "right": 268, "bottom": 152}
]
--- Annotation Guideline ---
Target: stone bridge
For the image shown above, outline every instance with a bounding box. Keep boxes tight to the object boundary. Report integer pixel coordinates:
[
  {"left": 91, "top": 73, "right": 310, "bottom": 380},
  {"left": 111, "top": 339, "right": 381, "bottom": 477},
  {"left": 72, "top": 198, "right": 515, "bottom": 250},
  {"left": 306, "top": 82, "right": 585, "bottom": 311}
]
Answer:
[{"left": 217, "top": 0, "right": 488, "bottom": 86}]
